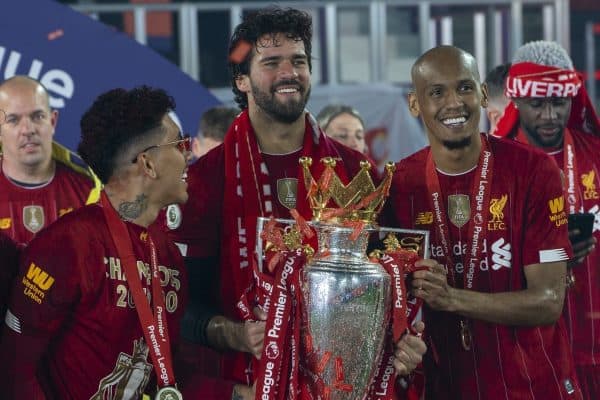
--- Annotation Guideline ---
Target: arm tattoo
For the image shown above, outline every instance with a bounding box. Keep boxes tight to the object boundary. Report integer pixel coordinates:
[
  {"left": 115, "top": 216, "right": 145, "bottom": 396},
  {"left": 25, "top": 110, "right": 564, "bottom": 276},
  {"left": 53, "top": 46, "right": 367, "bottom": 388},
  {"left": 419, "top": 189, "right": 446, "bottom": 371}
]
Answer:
[{"left": 117, "top": 194, "right": 148, "bottom": 220}]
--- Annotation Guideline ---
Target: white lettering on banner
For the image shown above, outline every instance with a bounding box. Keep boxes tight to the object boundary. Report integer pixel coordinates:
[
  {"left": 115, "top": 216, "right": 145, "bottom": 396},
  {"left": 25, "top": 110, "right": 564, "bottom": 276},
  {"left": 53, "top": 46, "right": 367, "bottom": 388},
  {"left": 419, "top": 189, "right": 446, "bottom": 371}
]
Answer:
[
  {"left": 382, "top": 256, "right": 403, "bottom": 309},
  {"left": 0, "top": 46, "right": 74, "bottom": 108},
  {"left": 262, "top": 361, "right": 275, "bottom": 399},
  {"left": 506, "top": 77, "right": 581, "bottom": 98},
  {"left": 374, "top": 357, "right": 395, "bottom": 396},
  {"left": 237, "top": 218, "right": 249, "bottom": 269}
]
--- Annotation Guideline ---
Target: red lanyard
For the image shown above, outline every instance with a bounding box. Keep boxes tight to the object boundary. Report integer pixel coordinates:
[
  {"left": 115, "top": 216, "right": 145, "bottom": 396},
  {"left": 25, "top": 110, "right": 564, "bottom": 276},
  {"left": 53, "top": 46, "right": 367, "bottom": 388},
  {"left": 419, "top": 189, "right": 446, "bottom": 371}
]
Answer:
[
  {"left": 100, "top": 192, "right": 177, "bottom": 389},
  {"left": 516, "top": 128, "right": 580, "bottom": 213},
  {"left": 425, "top": 137, "right": 494, "bottom": 289},
  {"left": 563, "top": 129, "right": 582, "bottom": 214}
]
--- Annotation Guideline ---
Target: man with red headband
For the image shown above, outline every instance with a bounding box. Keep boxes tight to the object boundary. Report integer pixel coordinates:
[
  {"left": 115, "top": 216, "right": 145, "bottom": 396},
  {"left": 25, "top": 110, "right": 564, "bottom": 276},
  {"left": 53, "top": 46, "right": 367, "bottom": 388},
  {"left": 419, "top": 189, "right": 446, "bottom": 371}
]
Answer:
[
  {"left": 493, "top": 40, "right": 600, "bottom": 399},
  {"left": 170, "top": 6, "right": 426, "bottom": 399}
]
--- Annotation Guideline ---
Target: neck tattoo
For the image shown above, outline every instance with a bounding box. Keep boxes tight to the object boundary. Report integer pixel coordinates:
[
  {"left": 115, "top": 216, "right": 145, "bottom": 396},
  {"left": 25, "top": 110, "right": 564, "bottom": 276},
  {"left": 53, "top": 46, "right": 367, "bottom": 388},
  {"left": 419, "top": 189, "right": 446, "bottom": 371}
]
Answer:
[{"left": 118, "top": 194, "right": 148, "bottom": 221}]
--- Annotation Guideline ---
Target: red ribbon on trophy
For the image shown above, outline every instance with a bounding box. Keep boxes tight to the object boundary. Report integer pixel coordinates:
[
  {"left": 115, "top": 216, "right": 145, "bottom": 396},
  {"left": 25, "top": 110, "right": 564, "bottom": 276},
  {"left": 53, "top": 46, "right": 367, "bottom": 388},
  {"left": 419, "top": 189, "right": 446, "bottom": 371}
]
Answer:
[{"left": 238, "top": 241, "right": 424, "bottom": 400}]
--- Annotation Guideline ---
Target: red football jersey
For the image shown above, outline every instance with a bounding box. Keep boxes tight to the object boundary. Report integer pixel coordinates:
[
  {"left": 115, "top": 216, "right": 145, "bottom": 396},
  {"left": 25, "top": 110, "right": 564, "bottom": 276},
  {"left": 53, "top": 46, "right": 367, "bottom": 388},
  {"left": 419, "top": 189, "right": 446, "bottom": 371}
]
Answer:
[
  {"left": 549, "top": 130, "right": 600, "bottom": 368},
  {"left": 169, "top": 140, "right": 371, "bottom": 385},
  {"left": 0, "top": 160, "right": 94, "bottom": 247},
  {"left": 388, "top": 135, "right": 579, "bottom": 399},
  {"left": 1, "top": 204, "right": 189, "bottom": 399}
]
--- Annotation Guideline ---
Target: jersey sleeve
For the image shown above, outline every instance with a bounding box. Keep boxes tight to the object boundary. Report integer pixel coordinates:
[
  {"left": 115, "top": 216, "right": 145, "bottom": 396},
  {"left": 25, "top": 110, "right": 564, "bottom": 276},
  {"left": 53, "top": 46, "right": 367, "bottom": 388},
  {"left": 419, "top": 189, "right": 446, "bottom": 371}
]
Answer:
[
  {"left": 522, "top": 153, "right": 572, "bottom": 266},
  {"left": 0, "top": 224, "right": 89, "bottom": 398}
]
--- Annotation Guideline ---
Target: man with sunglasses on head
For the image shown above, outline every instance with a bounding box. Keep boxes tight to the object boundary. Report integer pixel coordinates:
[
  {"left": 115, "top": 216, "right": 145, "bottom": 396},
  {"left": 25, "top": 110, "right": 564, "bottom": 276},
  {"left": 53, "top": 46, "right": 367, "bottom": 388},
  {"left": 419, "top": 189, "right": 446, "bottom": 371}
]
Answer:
[
  {"left": 169, "top": 6, "right": 426, "bottom": 399},
  {"left": 0, "top": 86, "right": 247, "bottom": 399},
  {"left": 0, "top": 76, "right": 100, "bottom": 248}
]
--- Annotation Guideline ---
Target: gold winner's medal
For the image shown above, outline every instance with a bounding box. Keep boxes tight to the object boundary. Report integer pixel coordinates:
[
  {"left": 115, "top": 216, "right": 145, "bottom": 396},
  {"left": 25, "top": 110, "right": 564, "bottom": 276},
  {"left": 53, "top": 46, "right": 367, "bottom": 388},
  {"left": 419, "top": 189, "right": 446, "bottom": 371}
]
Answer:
[
  {"left": 460, "top": 320, "right": 472, "bottom": 351},
  {"left": 155, "top": 386, "right": 183, "bottom": 400}
]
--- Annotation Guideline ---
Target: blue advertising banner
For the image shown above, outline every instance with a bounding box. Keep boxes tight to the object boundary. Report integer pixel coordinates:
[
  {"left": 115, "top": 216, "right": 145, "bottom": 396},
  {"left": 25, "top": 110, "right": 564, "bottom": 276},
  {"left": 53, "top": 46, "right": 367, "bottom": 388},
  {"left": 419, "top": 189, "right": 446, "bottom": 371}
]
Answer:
[{"left": 0, "top": 0, "right": 221, "bottom": 151}]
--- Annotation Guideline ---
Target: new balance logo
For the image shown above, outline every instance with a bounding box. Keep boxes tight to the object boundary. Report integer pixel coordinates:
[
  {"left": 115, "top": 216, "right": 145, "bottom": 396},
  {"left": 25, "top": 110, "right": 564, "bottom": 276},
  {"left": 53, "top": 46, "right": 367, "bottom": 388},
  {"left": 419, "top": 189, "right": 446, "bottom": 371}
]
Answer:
[{"left": 491, "top": 238, "right": 512, "bottom": 270}]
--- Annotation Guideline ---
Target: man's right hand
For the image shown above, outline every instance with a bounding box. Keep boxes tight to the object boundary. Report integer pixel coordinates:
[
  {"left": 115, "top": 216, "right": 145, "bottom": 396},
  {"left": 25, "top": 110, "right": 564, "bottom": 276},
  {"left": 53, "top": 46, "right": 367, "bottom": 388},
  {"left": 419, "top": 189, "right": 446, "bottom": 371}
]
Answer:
[
  {"left": 232, "top": 383, "right": 255, "bottom": 400},
  {"left": 233, "top": 307, "right": 267, "bottom": 358},
  {"left": 206, "top": 307, "right": 267, "bottom": 357}
]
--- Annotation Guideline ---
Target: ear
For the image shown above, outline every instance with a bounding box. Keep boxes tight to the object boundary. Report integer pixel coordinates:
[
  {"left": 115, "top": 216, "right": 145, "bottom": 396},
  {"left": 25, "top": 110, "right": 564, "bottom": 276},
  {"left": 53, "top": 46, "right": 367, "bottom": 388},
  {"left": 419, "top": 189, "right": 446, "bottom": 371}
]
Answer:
[
  {"left": 235, "top": 75, "right": 250, "bottom": 93},
  {"left": 139, "top": 153, "right": 158, "bottom": 179},
  {"left": 480, "top": 83, "right": 489, "bottom": 109},
  {"left": 50, "top": 110, "right": 59, "bottom": 138},
  {"left": 408, "top": 91, "right": 420, "bottom": 117}
]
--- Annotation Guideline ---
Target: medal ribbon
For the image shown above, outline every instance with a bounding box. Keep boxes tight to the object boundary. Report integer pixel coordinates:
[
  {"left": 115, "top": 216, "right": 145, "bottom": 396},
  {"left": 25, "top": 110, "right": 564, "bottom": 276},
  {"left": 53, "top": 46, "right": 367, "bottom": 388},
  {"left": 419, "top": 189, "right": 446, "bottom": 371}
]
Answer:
[
  {"left": 370, "top": 250, "right": 422, "bottom": 400},
  {"left": 563, "top": 129, "right": 582, "bottom": 214},
  {"left": 512, "top": 128, "right": 581, "bottom": 214},
  {"left": 425, "top": 136, "right": 494, "bottom": 290},
  {"left": 100, "top": 192, "right": 177, "bottom": 389},
  {"left": 241, "top": 248, "right": 423, "bottom": 399},
  {"left": 253, "top": 248, "right": 304, "bottom": 400}
]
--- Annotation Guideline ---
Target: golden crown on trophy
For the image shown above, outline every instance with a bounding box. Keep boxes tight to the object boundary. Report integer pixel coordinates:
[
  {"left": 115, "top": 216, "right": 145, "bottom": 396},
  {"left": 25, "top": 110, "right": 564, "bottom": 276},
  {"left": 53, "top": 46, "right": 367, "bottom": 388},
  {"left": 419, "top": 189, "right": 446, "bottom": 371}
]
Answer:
[{"left": 299, "top": 157, "right": 395, "bottom": 224}]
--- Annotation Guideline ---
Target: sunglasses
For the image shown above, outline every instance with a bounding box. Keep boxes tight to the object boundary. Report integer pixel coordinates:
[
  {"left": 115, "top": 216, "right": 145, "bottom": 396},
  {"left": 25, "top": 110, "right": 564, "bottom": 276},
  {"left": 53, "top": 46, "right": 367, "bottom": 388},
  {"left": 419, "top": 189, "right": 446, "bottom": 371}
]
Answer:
[{"left": 131, "top": 132, "right": 191, "bottom": 163}]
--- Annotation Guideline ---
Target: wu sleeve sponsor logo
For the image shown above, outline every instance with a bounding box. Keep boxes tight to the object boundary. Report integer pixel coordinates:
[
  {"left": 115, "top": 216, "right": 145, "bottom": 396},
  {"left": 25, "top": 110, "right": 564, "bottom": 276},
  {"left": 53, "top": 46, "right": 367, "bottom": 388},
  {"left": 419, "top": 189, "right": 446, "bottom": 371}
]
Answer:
[
  {"left": 548, "top": 196, "right": 568, "bottom": 227},
  {"left": 22, "top": 262, "right": 55, "bottom": 304}
]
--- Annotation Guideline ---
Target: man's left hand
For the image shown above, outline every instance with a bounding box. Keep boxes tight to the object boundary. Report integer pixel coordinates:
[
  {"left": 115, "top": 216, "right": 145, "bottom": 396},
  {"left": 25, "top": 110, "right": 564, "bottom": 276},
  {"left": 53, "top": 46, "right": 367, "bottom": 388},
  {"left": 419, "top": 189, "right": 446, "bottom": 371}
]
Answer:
[{"left": 393, "top": 321, "right": 426, "bottom": 375}]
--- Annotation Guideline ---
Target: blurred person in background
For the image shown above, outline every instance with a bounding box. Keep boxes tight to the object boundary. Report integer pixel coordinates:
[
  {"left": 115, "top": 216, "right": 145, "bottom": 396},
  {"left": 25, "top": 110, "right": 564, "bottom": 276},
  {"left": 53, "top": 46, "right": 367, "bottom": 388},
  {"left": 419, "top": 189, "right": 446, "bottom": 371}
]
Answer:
[
  {"left": 192, "top": 106, "right": 238, "bottom": 160},
  {"left": 484, "top": 63, "right": 511, "bottom": 135},
  {"left": 0, "top": 76, "right": 100, "bottom": 247},
  {"left": 494, "top": 40, "right": 600, "bottom": 400},
  {"left": 317, "top": 104, "right": 368, "bottom": 154}
]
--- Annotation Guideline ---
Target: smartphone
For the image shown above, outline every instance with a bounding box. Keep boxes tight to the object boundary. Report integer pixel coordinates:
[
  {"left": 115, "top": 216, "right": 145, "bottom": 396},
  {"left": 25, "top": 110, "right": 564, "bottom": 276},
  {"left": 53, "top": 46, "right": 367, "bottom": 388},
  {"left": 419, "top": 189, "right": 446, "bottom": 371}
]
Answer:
[{"left": 567, "top": 213, "right": 595, "bottom": 244}]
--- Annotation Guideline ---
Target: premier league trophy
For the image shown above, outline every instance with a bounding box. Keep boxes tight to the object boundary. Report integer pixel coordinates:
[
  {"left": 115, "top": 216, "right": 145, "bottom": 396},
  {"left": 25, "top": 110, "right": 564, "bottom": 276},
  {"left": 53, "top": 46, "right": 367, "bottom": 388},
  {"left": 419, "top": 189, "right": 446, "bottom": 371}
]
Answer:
[{"left": 245, "top": 157, "right": 429, "bottom": 400}]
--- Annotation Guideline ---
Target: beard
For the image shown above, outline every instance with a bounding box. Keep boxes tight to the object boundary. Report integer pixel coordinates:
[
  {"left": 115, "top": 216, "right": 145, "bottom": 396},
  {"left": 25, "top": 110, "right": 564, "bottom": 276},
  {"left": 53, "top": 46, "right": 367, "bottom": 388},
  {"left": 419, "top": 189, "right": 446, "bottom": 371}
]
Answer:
[
  {"left": 442, "top": 135, "right": 472, "bottom": 150},
  {"left": 523, "top": 125, "right": 564, "bottom": 149},
  {"left": 251, "top": 80, "right": 310, "bottom": 124}
]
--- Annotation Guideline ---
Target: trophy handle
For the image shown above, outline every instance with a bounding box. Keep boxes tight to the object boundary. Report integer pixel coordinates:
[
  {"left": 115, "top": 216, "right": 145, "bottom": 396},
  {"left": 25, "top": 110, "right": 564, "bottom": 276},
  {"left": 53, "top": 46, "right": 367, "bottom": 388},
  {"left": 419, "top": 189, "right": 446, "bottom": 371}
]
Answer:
[{"left": 256, "top": 217, "right": 431, "bottom": 272}]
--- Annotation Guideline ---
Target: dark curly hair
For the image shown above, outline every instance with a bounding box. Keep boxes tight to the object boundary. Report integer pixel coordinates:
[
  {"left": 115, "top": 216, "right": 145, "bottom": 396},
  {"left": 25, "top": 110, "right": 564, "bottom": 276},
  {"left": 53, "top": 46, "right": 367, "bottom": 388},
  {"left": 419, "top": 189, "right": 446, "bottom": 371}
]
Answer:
[
  {"left": 78, "top": 86, "right": 175, "bottom": 183},
  {"left": 229, "top": 7, "right": 313, "bottom": 109}
]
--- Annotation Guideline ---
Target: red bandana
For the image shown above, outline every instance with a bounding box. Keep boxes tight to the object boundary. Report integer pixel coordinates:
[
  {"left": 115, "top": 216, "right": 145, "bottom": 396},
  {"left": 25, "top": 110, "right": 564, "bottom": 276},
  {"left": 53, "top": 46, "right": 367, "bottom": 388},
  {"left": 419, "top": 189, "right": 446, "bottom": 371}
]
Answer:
[
  {"left": 221, "top": 109, "right": 349, "bottom": 383},
  {"left": 492, "top": 62, "right": 600, "bottom": 139}
]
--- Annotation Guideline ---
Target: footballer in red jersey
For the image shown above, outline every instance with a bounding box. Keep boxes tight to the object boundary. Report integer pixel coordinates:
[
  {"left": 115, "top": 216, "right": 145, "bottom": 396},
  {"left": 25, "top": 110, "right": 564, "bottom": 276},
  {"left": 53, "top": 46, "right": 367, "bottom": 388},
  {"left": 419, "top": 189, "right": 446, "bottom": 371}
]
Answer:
[
  {"left": 387, "top": 45, "right": 581, "bottom": 399},
  {"left": 0, "top": 76, "right": 99, "bottom": 247},
  {"left": 1, "top": 86, "right": 238, "bottom": 399},
  {"left": 168, "top": 8, "right": 427, "bottom": 398},
  {"left": 492, "top": 40, "right": 600, "bottom": 399}
]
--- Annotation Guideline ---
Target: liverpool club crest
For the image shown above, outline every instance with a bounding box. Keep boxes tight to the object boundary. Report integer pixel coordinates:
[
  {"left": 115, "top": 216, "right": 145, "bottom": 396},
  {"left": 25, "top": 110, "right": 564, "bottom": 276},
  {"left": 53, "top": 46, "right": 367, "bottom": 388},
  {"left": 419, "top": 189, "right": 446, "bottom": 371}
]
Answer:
[
  {"left": 448, "top": 194, "right": 470, "bottom": 228},
  {"left": 23, "top": 205, "right": 44, "bottom": 234}
]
